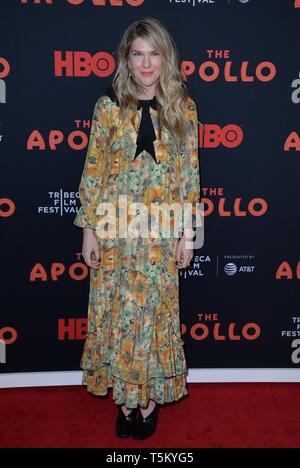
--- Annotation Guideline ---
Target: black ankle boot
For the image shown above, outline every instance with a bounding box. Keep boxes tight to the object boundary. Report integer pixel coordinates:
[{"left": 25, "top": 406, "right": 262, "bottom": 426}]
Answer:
[
  {"left": 132, "top": 404, "right": 160, "bottom": 440},
  {"left": 116, "top": 406, "right": 138, "bottom": 438}
]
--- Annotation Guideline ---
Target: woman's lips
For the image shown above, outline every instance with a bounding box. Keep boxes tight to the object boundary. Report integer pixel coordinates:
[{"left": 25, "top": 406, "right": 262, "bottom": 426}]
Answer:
[{"left": 141, "top": 72, "right": 154, "bottom": 76}]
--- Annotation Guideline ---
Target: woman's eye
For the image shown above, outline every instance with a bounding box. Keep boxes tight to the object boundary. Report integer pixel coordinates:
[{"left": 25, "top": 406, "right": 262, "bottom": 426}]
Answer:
[{"left": 132, "top": 52, "right": 159, "bottom": 56}]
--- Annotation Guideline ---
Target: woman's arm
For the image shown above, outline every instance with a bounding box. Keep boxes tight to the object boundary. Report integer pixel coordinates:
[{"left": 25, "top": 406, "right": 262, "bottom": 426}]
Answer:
[
  {"left": 180, "top": 97, "right": 201, "bottom": 238},
  {"left": 74, "top": 96, "right": 111, "bottom": 269},
  {"left": 176, "top": 97, "right": 201, "bottom": 269},
  {"left": 74, "top": 95, "right": 111, "bottom": 230}
]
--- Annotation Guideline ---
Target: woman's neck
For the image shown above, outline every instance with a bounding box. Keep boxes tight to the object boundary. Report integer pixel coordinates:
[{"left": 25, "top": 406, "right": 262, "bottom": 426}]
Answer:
[
  {"left": 137, "top": 89, "right": 155, "bottom": 101},
  {"left": 136, "top": 91, "right": 156, "bottom": 100}
]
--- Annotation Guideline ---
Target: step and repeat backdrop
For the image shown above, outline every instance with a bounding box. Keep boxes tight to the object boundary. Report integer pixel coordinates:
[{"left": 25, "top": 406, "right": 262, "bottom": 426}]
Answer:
[{"left": 1, "top": 0, "right": 300, "bottom": 385}]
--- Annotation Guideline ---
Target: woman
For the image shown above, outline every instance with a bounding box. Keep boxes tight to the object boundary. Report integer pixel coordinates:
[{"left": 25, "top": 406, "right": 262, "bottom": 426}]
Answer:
[{"left": 74, "top": 17, "right": 201, "bottom": 440}]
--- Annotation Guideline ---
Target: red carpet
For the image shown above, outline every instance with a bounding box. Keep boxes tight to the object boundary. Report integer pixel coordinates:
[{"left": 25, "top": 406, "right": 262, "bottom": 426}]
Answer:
[{"left": 0, "top": 383, "right": 299, "bottom": 448}]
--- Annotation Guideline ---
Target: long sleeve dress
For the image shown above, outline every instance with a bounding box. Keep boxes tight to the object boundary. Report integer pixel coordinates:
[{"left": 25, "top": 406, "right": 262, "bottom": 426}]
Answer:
[{"left": 74, "top": 86, "right": 201, "bottom": 409}]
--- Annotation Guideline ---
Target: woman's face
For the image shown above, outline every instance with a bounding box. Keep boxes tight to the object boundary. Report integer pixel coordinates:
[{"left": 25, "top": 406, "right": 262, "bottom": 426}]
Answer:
[{"left": 127, "top": 37, "right": 163, "bottom": 98}]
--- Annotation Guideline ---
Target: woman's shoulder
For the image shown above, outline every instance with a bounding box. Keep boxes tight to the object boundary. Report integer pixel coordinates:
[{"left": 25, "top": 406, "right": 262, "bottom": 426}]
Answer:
[
  {"left": 93, "top": 85, "right": 119, "bottom": 112},
  {"left": 102, "top": 85, "right": 120, "bottom": 106}
]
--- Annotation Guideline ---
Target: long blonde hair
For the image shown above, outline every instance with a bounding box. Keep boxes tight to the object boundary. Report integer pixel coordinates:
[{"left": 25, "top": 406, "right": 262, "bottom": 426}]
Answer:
[{"left": 111, "top": 17, "right": 191, "bottom": 147}]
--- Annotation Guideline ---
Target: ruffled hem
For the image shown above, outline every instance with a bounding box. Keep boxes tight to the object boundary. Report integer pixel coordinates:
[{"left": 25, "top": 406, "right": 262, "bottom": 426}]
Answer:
[
  {"left": 80, "top": 267, "right": 187, "bottom": 384},
  {"left": 82, "top": 365, "right": 188, "bottom": 409},
  {"left": 80, "top": 266, "right": 188, "bottom": 408}
]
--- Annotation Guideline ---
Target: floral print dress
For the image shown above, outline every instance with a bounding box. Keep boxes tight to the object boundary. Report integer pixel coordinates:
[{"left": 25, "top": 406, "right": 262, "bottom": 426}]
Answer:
[{"left": 74, "top": 89, "right": 201, "bottom": 408}]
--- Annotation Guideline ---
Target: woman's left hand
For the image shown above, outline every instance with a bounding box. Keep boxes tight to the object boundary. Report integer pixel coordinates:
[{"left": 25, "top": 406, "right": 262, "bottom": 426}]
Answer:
[{"left": 176, "top": 232, "right": 194, "bottom": 269}]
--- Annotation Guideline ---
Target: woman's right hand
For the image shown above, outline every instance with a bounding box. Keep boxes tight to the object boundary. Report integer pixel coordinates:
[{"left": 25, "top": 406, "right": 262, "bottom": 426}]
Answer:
[{"left": 82, "top": 228, "right": 100, "bottom": 270}]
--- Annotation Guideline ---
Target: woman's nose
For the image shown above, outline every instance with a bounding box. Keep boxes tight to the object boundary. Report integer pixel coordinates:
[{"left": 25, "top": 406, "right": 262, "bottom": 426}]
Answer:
[{"left": 143, "top": 55, "right": 151, "bottom": 67}]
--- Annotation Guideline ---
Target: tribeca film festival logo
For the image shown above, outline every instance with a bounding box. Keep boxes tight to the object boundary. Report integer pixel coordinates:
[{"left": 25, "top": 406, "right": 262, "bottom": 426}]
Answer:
[
  {"left": 38, "top": 190, "right": 79, "bottom": 216},
  {"left": 180, "top": 254, "right": 210, "bottom": 279},
  {"left": 281, "top": 317, "right": 300, "bottom": 365},
  {"left": 0, "top": 57, "right": 10, "bottom": 104}
]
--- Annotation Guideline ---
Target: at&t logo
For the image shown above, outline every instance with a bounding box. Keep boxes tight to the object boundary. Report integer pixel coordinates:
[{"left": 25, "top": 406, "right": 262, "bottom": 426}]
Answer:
[
  {"left": 224, "top": 263, "right": 237, "bottom": 276},
  {"left": 223, "top": 256, "right": 255, "bottom": 276}
]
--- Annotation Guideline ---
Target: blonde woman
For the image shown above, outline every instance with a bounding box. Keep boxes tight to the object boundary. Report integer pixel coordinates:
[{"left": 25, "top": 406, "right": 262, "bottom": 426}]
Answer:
[{"left": 74, "top": 17, "right": 201, "bottom": 440}]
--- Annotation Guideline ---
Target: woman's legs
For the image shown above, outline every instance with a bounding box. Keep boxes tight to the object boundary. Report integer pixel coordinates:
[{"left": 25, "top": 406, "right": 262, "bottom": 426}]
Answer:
[
  {"left": 121, "top": 405, "right": 133, "bottom": 416},
  {"left": 121, "top": 400, "right": 156, "bottom": 417},
  {"left": 121, "top": 383, "right": 156, "bottom": 417},
  {"left": 118, "top": 383, "right": 159, "bottom": 439},
  {"left": 122, "top": 400, "right": 156, "bottom": 418},
  {"left": 121, "top": 399, "right": 156, "bottom": 417},
  {"left": 120, "top": 383, "right": 136, "bottom": 415}
]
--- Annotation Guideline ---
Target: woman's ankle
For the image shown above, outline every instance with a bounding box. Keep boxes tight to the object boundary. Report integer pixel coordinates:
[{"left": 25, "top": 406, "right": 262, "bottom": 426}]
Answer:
[
  {"left": 140, "top": 400, "right": 156, "bottom": 418},
  {"left": 121, "top": 405, "right": 132, "bottom": 416}
]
